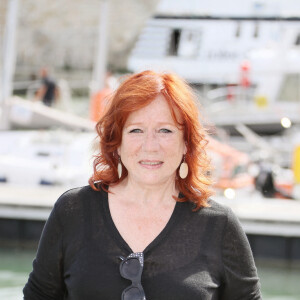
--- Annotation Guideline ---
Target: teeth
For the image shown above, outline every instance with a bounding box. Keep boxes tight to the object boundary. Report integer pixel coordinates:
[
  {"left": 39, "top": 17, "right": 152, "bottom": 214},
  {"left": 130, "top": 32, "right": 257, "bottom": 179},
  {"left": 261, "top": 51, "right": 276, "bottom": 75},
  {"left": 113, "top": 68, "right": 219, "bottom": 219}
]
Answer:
[{"left": 141, "top": 161, "right": 161, "bottom": 165}]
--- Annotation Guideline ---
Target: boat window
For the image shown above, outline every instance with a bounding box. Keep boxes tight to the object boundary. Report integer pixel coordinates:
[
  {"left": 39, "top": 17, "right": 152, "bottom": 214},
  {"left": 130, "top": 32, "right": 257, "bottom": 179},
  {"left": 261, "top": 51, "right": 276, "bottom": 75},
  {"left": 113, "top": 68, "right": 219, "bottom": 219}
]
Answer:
[
  {"left": 277, "top": 73, "right": 300, "bottom": 102},
  {"left": 168, "top": 29, "right": 181, "bottom": 56},
  {"left": 254, "top": 23, "right": 259, "bottom": 38},
  {"left": 235, "top": 23, "right": 241, "bottom": 38},
  {"left": 168, "top": 28, "right": 201, "bottom": 57},
  {"left": 295, "top": 34, "right": 300, "bottom": 46}
]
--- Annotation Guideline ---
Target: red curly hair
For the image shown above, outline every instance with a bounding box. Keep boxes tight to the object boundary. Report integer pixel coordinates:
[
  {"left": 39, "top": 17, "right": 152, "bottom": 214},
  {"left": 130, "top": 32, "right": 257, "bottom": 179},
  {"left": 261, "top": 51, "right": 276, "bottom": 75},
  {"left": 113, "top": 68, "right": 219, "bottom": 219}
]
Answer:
[{"left": 89, "top": 70, "right": 214, "bottom": 210}]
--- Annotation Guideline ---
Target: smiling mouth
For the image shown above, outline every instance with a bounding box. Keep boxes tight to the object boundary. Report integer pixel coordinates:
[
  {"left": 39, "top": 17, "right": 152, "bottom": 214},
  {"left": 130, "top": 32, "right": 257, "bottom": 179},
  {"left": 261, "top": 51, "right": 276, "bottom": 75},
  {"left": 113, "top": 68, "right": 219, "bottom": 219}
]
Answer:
[{"left": 139, "top": 161, "right": 163, "bottom": 167}]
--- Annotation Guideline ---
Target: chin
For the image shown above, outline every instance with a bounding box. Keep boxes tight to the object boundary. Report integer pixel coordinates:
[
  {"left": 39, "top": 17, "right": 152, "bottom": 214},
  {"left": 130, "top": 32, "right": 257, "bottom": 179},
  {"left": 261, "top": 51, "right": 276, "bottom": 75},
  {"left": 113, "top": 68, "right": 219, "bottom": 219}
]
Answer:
[
  {"left": 135, "top": 173, "right": 175, "bottom": 187},
  {"left": 138, "top": 179, "right": 162, "bottom": 186}
]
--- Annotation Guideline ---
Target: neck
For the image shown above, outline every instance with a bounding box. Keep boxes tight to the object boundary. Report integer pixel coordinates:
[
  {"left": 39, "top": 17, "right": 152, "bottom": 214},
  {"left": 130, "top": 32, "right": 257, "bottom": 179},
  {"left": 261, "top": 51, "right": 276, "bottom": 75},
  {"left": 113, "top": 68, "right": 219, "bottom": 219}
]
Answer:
[{"left": 112, "top": 176, "right": 178, "bottom": 208}]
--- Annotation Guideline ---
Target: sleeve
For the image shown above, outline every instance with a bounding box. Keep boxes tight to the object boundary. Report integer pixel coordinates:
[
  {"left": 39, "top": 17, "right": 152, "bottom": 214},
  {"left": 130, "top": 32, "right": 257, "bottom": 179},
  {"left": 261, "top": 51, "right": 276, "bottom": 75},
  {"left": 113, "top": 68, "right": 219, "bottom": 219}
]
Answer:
[
  {"left": 220, "top": 207, "right": 262, "bottom": 300},
  {"left": 23, "top": 202, "right": 65, "bottom": 299}
]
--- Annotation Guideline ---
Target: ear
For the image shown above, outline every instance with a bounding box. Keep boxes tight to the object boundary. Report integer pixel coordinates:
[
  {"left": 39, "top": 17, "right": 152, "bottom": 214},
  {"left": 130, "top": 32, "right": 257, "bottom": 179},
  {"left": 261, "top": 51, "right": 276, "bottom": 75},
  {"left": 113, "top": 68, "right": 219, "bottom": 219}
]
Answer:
[{"left": 117, "top": 146, "right": 120, "bottom": 156}]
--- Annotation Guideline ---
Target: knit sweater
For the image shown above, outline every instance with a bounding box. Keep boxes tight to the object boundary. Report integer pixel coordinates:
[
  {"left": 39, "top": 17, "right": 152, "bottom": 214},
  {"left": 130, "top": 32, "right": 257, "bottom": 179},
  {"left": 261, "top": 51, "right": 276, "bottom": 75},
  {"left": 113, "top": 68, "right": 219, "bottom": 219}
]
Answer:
[{"left": 23, "top": 185, "right": 261, "bottom": 299}]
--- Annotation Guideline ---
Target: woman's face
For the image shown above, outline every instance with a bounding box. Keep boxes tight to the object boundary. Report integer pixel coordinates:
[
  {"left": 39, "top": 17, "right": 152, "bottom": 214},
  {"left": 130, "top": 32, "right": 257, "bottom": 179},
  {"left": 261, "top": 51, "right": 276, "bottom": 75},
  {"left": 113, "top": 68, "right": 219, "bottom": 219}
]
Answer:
[{"left": 118, "top": 94, "right": 187, "bottom": 187}]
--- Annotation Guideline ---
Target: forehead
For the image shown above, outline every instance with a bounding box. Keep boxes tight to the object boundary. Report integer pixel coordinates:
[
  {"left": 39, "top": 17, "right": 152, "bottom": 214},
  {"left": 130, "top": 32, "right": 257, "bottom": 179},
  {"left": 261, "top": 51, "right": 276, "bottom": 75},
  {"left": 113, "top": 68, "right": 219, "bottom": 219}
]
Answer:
[{"left": 125, "top": 94, "right": 182, "bottom": 125}]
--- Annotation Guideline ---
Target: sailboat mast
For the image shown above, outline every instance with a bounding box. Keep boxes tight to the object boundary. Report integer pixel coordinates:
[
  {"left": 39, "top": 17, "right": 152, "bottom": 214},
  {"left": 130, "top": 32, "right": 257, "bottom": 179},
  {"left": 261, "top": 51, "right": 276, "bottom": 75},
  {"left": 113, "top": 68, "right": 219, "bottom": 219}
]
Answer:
[
  {"left": 0, "top": 0, "right": 19, "bottom": 130},
  {"left": 91, "top": 0, "right": 109, "bottom": 94}
]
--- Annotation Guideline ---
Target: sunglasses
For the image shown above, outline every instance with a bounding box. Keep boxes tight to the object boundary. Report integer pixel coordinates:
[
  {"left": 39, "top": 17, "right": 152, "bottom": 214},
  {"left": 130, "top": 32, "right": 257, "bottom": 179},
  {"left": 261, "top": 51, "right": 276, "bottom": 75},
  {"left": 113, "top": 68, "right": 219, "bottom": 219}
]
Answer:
[{"left": 119, "top": 252, "right": 146, "bottom": 300}]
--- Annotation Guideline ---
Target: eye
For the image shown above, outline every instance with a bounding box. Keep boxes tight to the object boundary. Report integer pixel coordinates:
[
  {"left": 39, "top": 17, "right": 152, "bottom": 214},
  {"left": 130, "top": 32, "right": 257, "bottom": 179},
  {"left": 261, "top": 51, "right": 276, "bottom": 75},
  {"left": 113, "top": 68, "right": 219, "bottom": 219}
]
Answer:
[
  {"left": 129, "top": 128, "right": 143, "bottom": 133},
  {"left": 159, "top": 128, "right": 172, "bottom": 133}
]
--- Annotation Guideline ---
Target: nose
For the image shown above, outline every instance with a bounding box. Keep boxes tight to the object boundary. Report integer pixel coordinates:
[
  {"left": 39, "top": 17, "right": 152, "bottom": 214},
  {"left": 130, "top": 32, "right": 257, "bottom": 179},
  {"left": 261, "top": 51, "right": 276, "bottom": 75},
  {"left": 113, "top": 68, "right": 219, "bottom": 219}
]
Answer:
[{"left": 142, "top": 131, "right": 159, "bottom": 152}]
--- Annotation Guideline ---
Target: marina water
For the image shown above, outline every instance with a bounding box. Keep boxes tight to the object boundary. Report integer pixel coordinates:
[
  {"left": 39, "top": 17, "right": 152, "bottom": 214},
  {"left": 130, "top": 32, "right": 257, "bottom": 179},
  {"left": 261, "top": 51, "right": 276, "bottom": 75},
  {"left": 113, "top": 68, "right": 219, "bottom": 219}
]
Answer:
[{"left": 0, "top": 248, "right": 299, "bottom": 299}]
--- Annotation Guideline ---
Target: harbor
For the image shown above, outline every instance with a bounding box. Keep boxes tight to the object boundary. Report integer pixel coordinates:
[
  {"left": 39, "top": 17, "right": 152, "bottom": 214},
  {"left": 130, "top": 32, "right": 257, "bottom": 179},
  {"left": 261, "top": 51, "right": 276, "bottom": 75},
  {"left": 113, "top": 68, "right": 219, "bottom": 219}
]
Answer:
[
  {"left": 1, "top": 0, "right": 300, "bottom": 299},
  {"left": 0, "top": 184, "right": 300, "bottom": 262},
  {"left": 1, "top": 247, "right": 300, "bottom": 300},
  {"left": 1, "top": 185, "right": 300, "bottom": 299}
]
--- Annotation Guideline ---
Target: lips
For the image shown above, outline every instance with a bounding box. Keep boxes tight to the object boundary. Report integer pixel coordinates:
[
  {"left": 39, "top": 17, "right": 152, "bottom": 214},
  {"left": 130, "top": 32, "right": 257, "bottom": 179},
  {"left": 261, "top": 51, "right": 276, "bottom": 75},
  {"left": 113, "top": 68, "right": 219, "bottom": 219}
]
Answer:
[
  {"left": 139, "top": 160, "right": 163, "bottom": 168},
  {"left": 140, "top": 161, "right": 162, "bottom": 165}
]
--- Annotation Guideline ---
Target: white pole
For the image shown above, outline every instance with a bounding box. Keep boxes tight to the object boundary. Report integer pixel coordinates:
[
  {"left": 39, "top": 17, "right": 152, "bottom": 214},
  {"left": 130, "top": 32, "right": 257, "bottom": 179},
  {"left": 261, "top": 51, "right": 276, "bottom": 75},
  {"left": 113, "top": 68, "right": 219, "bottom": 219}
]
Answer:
[
  {"left": 0, "top": 0, "right": 19, "bottom": 130},
  {"left": 91, "top": 0, "right": 109, "bottom": 94}
]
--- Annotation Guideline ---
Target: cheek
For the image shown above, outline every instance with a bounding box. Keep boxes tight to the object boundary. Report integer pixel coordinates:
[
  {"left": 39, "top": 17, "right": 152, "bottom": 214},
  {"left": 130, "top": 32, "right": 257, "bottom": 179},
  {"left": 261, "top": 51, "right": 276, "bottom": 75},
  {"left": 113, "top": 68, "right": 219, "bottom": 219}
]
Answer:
[
  {"left": 119, "top": 136, "right": 141, "bottom": 157},
  {"left": 160, "top": 138, "right": 185, "bottom": 155}
]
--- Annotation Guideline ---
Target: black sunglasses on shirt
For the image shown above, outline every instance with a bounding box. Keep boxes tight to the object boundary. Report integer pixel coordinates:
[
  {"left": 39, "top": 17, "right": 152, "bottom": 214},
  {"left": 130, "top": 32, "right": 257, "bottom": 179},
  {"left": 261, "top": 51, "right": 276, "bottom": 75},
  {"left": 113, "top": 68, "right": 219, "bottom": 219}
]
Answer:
[{"left": 119, "top": 252, "right": 146, "bottom": 300}]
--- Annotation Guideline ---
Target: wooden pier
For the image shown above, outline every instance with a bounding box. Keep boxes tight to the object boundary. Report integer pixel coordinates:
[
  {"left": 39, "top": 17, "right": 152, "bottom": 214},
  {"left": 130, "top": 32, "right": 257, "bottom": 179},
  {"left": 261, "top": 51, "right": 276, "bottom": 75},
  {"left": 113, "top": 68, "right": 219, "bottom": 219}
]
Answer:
[{"left": 0, "top": 184, "right": 299, "bottom": 260}]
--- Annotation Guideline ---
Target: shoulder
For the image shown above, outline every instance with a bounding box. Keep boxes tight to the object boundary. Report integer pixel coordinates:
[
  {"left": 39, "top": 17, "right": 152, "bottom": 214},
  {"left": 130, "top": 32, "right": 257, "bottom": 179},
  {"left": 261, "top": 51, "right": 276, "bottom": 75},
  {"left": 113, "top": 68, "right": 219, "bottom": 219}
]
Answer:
[
  {"left": 54, "top": 185, "right": 106, "bottom": 215},
  {"left": 179, "top": 198, "right": 239, "bottom": 231},
  {"left": 203, "top": 198, "right": 231, "bottom": 214},
  {"left": 206, "top": 199, "right": 241, "bottom": 227},
  {"left": 56, "top": 185, "right": 101, "bottom": 202},
  {"left": 193, "top": 198, "right": 234, "bottom": 220},
  {"left": 194, "top": 200, "right": 249, "bottom": 252},
  {"left": 188, "top": 198, "right": 242, "bottom": 231},
  {"left": 203, "top": 200, "right": 248, "bottom": 244}
]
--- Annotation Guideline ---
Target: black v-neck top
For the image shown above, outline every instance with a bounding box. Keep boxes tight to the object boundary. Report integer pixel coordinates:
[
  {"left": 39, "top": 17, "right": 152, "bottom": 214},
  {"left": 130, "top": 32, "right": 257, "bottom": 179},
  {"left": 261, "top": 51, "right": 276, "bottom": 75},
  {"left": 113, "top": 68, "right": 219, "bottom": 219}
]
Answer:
[
  {"left": 23, "top": 186, "right": 262, "bottom": 300},
  {"left": 103, "top": 190, "right": 183, "bottom": 255}
]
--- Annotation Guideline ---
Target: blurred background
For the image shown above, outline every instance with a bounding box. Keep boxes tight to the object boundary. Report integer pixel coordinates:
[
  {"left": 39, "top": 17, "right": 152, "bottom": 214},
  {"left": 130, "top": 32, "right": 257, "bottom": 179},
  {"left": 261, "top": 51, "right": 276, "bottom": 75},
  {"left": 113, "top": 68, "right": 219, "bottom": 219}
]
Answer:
[{"left": 1, "top": 0, "right": 300, "bottom": 299}]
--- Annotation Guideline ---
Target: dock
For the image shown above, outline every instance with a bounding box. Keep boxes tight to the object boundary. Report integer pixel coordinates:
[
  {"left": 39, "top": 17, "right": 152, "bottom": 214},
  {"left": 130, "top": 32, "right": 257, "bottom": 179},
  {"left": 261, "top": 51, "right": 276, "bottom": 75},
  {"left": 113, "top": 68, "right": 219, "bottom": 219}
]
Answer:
[
  {"left": 0, "top": 184, "right": 299, "bottom": 260},
  {"left": 216, "top": 194, "right": 300, "bottom": 261}
]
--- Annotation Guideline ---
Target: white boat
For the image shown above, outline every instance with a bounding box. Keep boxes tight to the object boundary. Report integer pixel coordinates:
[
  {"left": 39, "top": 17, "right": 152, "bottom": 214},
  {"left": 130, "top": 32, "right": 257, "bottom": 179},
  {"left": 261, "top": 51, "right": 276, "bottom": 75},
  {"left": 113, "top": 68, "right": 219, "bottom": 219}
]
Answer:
[
  {"left": 128, "top": 12, "right": 300, "bottom": 134},
  {"left": 0, "top": 129, "right": 96, "bottom": 188}
]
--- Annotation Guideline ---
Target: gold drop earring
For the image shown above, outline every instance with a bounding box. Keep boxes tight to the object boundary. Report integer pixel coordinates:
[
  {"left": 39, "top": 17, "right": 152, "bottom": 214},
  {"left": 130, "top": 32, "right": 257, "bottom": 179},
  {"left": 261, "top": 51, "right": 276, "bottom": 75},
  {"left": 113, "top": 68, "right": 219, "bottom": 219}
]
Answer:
[
  {"left": 118, "top": 156, "right": 122, "bottom": 179},
  {"left": 179, "top": 155, "right": 188, "bottom": 179}
]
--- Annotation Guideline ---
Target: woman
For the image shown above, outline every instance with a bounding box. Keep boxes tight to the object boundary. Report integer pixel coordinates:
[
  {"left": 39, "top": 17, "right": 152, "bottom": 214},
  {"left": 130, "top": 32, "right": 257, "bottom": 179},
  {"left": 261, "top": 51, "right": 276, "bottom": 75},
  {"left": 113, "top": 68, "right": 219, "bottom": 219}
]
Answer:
[{"left": 24, "top": 70, "right": 262, "bottom": 299}]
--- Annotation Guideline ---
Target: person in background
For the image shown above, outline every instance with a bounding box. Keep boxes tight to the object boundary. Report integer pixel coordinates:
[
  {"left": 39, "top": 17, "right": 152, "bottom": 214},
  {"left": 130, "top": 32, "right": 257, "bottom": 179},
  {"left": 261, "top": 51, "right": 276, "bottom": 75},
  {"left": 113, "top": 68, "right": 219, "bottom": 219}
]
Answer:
[
  {"left": 89, "top": 72, "right": 114, "bottom": 122},
  {"left": 24, "top": 70, "right": 262, "bottom": 299},
  {"left": 35, "top": 67, "right": 59, "bottom": 107}
]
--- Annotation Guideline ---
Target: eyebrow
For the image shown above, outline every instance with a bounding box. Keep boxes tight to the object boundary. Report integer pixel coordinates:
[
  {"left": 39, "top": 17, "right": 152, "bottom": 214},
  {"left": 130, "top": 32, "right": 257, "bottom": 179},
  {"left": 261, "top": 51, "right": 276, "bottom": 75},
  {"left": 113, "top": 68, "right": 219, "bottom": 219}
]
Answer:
[{"left": 125, "top": 122, "right": 177, "bottom": 127}]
